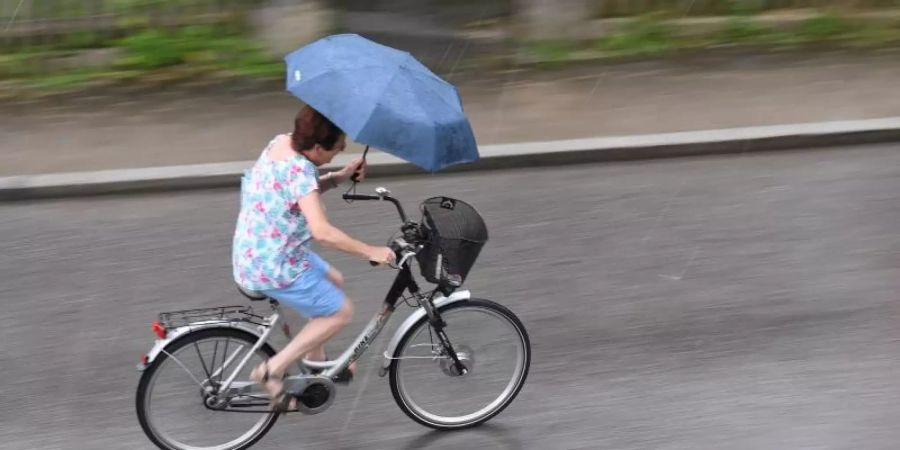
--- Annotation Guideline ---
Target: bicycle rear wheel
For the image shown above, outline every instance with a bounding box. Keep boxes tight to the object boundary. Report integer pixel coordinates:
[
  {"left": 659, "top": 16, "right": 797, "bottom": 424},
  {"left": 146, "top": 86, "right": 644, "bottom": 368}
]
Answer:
[
  {"left": 136, "top": 328, "right": 279, "bottom": 450},
  {"left": 389, "top": 299, "right": 531, "bottom": 430}
]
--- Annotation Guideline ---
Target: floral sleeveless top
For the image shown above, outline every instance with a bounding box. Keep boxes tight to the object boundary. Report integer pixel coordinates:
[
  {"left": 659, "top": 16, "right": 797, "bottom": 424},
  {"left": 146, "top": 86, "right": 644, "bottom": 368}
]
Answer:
[{"left": 232, "top": 136, "right": 319, "bottom": 290}]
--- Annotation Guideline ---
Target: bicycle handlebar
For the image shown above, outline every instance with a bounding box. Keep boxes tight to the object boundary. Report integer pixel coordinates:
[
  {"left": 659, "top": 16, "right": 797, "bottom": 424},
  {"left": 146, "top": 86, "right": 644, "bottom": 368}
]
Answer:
[
  {"left": 343, "top": 193, "right": 380, "bottom": 201},
  {"left": 345, "top": 188, "right": 420, "bottom": 269},
  {"left": 342, "top": 191, "right": 409, "bottom": 223}
]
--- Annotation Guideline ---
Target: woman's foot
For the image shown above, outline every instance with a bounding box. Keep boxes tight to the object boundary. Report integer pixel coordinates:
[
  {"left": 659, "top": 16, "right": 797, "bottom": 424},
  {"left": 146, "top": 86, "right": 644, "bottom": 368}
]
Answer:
[
  {"left": 250, "top": 361, "right": 297, "bottom": 412},
  {"left": 333, "top": 361, "right": 357, "bottom": 384}
]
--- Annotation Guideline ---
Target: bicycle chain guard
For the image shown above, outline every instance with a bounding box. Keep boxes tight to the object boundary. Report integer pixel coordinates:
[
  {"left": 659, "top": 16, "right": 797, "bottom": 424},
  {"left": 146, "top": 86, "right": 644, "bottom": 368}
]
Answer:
[{"left": 283, "top": 375, "right": 336, "bottom": 415}]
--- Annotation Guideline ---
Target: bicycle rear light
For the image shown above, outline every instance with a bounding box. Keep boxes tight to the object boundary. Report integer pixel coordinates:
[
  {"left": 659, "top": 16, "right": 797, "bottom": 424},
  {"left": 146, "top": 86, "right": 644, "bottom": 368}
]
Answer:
[{"left": 151, "top": 320, "right": 167, "bottom": 339}]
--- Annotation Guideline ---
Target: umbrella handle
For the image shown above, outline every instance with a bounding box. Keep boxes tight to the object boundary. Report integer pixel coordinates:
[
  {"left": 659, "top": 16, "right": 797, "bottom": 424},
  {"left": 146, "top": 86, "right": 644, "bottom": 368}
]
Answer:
[{"left": 351, "top": 145, "right": 369, "bottom": 183}]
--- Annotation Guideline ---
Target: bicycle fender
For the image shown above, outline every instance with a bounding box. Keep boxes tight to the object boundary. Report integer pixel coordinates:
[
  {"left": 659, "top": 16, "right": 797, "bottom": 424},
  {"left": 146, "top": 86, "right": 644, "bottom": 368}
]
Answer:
[
  {"left": 379, "top": 290, "right": 471, "bottom": 376},
  {"left": 136, "top": 321, "right": 264, "bottom": 371}
]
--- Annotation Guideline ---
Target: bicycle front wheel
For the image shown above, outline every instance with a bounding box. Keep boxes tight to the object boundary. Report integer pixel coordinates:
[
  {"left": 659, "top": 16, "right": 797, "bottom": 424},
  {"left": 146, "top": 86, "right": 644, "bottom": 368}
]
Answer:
[
  {"left": 389, "top": 298, "right": 531, "bottom": 430},
  {"left": 136, "top": 328, "right": 279, "bottom": 450}
]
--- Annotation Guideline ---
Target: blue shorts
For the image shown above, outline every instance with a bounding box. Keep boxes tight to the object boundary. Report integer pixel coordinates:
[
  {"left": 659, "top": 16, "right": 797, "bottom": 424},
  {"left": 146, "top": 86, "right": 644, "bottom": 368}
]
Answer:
[{"left": 262, "top": 252, "right": 345, "bottom": 318}]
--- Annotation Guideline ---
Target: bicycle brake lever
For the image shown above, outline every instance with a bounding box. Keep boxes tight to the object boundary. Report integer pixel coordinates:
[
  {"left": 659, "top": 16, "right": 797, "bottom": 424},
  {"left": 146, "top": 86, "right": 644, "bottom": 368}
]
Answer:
[{"left": 397, "top": 251, "right": 415, "bottom": 268}]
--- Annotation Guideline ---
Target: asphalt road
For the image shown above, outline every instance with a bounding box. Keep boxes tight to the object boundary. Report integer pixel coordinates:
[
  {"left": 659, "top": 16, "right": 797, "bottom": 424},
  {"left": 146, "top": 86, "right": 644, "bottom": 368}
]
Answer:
[{"left": 2, "top": 144, "right": 899, "bottom": 450}]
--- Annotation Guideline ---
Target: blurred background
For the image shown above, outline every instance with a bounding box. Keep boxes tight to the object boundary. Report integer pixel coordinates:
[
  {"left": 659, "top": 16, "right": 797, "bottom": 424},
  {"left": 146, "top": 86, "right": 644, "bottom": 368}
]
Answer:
[
  {"left": 3, "top": 1, "right": 900, "bottom": 450},
  {"left": 3, "top": 0, "right": 900, "bottom": 93},
  {"left": 2, "top": 0, "right": 900, "bottom": 175}
]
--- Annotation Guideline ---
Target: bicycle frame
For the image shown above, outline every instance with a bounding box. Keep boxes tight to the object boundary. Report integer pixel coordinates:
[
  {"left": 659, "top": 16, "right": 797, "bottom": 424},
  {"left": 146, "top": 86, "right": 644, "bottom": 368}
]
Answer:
[
  {"left": 138, "top": 263, "right": 472, "bottom": 399},
  {"left": 302, "top": 262, "right": 422, "bottom": 380}
]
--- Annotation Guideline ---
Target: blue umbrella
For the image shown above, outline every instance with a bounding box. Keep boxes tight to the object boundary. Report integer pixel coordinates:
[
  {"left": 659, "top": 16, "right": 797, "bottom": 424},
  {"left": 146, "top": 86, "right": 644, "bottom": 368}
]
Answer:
[{"left": 284, "top": 34, "right": 479, "bottom": 172}]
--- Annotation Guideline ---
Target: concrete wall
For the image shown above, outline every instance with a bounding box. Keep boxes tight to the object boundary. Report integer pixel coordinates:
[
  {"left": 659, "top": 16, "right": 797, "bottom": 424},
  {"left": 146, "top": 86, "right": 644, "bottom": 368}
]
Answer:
[{"left": 513, "top": 0, "right": 593, "bottom": 40}]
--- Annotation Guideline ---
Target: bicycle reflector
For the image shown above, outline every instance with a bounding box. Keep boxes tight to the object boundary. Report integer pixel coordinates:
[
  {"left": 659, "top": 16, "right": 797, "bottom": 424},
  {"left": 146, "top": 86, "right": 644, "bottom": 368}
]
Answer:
[{"left": 151, "top": 320, "right": 167, "bottom": 339}]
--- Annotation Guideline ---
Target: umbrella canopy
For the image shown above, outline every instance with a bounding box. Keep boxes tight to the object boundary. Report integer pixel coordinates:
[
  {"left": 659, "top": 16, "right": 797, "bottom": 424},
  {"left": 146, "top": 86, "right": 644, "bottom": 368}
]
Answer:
[{"left": 284, "top": 34, "right": 479, "bottom": 172}]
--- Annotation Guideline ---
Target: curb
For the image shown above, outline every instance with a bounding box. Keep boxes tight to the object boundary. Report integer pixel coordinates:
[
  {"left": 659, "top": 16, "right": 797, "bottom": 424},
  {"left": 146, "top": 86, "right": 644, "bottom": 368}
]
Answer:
[{"left": 2, "top": 117, "right": 899, "bottom": 202}]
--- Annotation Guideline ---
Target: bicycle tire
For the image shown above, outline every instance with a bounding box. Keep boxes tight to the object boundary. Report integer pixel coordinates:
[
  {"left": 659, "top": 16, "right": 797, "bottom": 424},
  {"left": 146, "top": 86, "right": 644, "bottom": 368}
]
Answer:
[
  {"left": 389, "top": 298, "right": 531, "bottom": 430},
  {"left": 136, "top": 328, "right": 279, "bottom": 450}
]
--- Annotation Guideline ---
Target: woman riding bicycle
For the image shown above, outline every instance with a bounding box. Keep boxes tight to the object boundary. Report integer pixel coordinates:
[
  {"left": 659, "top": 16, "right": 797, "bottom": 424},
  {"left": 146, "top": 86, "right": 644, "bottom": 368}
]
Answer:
[{"left": 232, "top": 105, "right": 396, "bottom": 410}]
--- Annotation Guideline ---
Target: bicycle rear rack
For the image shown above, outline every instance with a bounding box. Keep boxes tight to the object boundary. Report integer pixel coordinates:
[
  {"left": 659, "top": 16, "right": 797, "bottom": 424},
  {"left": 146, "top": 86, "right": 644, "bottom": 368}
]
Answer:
[{"left": 157, "top": 306, "right": 268, "bottom": 329}]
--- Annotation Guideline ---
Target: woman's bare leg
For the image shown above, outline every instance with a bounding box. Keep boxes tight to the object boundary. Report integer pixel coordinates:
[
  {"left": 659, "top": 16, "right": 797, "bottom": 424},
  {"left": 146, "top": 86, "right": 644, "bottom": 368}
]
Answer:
[
  {"left": 264, "top": 298, "right": 353, "bottom": 377},
  {"left": 251, "top": 265, "right": 357, "bottom": 404},
  {"left": 304, "top": 266, "right": 346, "bottom": 362}
]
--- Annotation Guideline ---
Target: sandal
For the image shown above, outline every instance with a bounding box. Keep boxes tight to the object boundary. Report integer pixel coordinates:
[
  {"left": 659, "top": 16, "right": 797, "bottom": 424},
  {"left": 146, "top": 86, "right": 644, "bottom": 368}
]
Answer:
[
  {"left": 333, "top": 366, "right": 354, "bottom": 384},
  {"left": 251, "top": 360, "right": 297, "bottom": 412}
]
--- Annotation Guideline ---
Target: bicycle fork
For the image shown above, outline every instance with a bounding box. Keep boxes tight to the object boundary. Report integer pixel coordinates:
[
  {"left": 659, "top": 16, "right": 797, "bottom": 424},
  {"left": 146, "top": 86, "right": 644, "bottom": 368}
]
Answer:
[{"left": 421, "top": 293, "right": 469, "bottom": 376}]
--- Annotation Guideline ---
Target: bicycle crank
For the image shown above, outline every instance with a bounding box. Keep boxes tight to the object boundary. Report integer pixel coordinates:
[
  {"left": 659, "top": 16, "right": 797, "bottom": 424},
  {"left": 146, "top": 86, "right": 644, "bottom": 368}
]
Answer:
[{"left": 284, "top": 375, "right": 336, "bottom": 415}]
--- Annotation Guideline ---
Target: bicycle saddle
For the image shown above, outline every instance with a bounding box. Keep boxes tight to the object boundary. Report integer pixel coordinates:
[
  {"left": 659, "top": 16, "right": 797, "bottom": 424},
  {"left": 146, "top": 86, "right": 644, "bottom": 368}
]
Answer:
[{"left": 236, "top": 284, "right": 268, "bottom": 301}]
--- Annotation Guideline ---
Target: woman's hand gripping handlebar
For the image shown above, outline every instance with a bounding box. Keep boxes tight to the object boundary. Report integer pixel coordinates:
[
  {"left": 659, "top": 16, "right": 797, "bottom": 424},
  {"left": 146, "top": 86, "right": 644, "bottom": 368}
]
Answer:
[{"left": 344, "top": 187, "right": 417, "bottom": 268}]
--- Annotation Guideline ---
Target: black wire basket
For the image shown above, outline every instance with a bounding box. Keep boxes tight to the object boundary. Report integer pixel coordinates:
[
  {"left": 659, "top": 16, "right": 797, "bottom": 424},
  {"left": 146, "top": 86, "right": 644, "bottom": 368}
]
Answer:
[{"left": 415, "top": 196, "right": 488, "bottom": 286}]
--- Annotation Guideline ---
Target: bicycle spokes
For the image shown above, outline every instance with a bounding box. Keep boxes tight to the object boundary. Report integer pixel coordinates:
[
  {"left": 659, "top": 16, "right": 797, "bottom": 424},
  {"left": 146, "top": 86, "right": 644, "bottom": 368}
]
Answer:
[
  {"left": 389, "top": 301, "right": 530, "bottom": 429},
  {"left": 137, "top": 331, "right": 278, "bottom": 450}
]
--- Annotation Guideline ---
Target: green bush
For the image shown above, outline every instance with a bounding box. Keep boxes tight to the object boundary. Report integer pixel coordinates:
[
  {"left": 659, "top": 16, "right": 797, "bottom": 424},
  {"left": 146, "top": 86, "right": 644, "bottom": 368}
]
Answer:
[
  {"left": 22, "top": 71, "right": 102, "bottom": 90},
  {"left": 846, "top": 23, "right": 900, "bottom": 46},
  {"left": 526, "top": 41, "right": 577, "bottom": 63},
  {"left": 725, "top": 0, "right": 768, "bottom": 16},
  {"left": 112, "top": 25, "right": 282, "bottom": 78},
  {"left": 57, "top": 31, "right": 109, "bottom": 50},
  {"left": 596, "top": 15, "right": 674, "bottom": 56},
  {"left": 797, "top": 13, "right": 851, "bottom": 41},
  {"left": 0, "top": 53, "right": 39, "bottom": 78},
  {"left": 116, "top": 29, "right": 189, "bottom": 68},
  {"left": 594, "top": 0, "right": 900, "bottom": 18},
  {"left": 716, "top": 17, "right": 771, "bottom": 43}
]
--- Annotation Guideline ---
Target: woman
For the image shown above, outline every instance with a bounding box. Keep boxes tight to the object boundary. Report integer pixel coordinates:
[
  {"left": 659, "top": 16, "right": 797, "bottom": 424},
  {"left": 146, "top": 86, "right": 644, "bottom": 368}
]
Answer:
[{"left": 232, "top": 105, "right": 395, "bottom": 410}]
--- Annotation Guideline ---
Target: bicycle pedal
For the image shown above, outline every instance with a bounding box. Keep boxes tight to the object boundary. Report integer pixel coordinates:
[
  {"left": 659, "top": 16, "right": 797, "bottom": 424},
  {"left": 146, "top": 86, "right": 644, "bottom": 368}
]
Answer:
[{"left": 332, "top": 368, "right": 354, "bottom": 384}]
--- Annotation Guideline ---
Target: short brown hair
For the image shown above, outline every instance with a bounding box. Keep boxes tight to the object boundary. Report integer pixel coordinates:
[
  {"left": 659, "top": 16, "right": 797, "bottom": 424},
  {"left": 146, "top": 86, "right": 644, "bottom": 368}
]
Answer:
[{"left": 291, "top": 105, "right": 344, "bottom": 152}]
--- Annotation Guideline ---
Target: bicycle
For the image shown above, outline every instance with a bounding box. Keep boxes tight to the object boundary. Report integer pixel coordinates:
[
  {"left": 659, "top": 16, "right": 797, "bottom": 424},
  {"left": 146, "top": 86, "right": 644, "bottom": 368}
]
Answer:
[{"left": 134, "top": 187, "right": 532, "bottom": 450}]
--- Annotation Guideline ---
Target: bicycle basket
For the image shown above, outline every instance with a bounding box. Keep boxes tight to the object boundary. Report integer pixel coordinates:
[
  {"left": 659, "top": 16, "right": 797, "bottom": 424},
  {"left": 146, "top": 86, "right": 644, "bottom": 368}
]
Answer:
[{"left": 415, "top": 196, "right": 488, "bottom": 285}]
